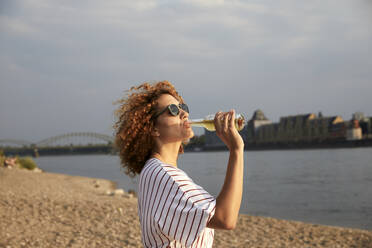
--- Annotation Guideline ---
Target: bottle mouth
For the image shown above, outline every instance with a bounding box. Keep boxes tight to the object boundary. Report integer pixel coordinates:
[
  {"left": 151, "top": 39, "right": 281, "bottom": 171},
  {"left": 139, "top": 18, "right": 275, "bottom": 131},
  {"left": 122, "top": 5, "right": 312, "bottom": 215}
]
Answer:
[
  {"left": 237, "top": 118, "right": 244, "bottom": 129},
  {"left": 184, "top": 121, "right": 191, "bottom": 127},
  {"left": 238, "top": 114, "right": 246, "bottom": 129}
]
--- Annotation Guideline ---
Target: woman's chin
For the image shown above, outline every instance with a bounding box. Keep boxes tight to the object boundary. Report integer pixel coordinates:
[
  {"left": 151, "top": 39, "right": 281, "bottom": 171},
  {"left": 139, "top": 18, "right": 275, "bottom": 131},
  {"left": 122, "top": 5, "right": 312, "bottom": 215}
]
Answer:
[
  {"left": 188, "top": 129, "right": 195, "bottom": 139},
  {"left": 182, "top": 130, "right": 194, "bottom": 142}
]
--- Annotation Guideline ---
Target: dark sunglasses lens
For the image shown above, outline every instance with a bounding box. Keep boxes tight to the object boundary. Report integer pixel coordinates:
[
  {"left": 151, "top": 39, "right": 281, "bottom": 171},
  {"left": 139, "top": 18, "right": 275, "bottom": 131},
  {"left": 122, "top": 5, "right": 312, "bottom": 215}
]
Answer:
[
  {"left": 168, "top": 104, "right": 180, "bottom": 116},
  {"left": 180, "top": 104, "right": 189, "bottom": 113}
]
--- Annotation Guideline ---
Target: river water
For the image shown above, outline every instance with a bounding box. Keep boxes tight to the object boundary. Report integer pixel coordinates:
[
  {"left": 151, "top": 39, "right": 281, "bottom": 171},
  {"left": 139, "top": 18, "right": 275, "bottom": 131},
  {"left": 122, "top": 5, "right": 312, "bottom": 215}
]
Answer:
[{"left": 34, "top": 148, "right": 372, "bottom": 230}]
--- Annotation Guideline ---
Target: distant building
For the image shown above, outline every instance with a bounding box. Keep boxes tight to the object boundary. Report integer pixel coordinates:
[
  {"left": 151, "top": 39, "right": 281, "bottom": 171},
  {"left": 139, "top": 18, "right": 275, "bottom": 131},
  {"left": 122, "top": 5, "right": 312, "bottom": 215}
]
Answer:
[
  {"left": 277, "top": 113, "right": 317, "bottom": 142},
  {"left": 346, "top": 120, "right": 362, "bottom": 140},
  {"left": 351, "top": 112, "right": 372, "bottom": 139},
  {"left": 359, "top": 116, "right": 372, "bottom": 138},
  {"left": 246, "top": 109, "right": 272, "bottom": 143},
  {"left": 308, "top": 115, "right": 344, "bottom": 141},
  {"left": 346, "top": 113, "right": 367, "bottom": 141},
  {"left": 253, "top": 112, "right": 345, "bottom": 144},
  {"left": 352, "top": 112, "right": 366, "bottom": 122}
]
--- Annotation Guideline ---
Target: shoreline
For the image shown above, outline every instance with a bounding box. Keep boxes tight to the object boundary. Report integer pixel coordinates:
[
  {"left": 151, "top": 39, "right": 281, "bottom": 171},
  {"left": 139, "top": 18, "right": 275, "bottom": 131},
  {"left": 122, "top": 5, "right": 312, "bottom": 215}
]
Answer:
[
  {"left": 1, "top": 167, "right": 371, "bottom": 247},
  {"left": 3, "top": 139, "right": 372, "bottom": 157},
  {"left": 186, "top": 139, "right": 372, "bottom": 152}
]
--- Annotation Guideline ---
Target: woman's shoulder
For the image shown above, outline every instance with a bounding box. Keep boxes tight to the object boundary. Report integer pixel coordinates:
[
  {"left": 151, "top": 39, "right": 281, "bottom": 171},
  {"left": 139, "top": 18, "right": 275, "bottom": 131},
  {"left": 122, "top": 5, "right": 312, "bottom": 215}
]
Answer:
[
  {"left": 141, "top": 158, "right": 174, "bottom": 176},
  {"left": 141, "top": 158, "right": 190, "bottom": 181},
  {"left": 143, "top": 158, "right": 178, "bottom": 171}
]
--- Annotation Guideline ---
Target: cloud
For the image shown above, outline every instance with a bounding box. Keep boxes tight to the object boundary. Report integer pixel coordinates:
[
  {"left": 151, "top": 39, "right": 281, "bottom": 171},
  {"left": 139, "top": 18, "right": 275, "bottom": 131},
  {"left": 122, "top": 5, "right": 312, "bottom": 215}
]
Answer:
[
  {"left": 0, "top": 15, "right": 41, "bottom": 36},
  {"left": 186, "top": 0, "right": 225, "bottom": 7},
  {"left": 0, "top": 0, "right": 371, "bottom": 140}
]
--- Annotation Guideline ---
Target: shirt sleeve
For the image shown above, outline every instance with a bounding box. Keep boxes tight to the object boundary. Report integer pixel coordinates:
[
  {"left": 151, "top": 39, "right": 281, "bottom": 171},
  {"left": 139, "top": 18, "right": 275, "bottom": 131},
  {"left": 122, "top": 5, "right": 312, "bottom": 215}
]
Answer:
[{"left": 154, "top": 167, "right": 216, "bottom": 247}]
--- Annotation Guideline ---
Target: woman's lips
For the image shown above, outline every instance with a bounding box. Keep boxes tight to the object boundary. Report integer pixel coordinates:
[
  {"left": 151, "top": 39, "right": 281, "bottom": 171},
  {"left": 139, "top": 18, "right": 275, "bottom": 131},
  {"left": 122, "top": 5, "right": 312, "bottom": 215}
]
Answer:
[{"left": 184, "top": 121, "right": 191, "bottom": 128}]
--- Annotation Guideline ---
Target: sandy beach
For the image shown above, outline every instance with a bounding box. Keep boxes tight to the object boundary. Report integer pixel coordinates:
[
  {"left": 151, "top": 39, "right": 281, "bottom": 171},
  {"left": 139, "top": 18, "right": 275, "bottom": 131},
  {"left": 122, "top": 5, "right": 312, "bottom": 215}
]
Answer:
[{"left": 1, "top": 167, "right": 371, "bottom": 248}]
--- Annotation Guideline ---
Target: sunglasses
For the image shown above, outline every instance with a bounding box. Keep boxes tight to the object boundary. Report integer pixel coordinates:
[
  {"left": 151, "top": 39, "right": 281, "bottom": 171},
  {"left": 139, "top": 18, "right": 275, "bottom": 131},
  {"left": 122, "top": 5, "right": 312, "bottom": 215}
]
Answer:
[{"left": 152, "top": 103, "right": 189, "bottom": 120}]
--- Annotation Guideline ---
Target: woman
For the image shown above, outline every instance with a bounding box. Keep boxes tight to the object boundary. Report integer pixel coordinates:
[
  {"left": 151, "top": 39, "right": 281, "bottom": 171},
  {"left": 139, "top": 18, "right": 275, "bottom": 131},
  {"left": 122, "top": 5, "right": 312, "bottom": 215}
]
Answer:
[{"left": 114, "top": 81, "right": 244, "bottom": 248}]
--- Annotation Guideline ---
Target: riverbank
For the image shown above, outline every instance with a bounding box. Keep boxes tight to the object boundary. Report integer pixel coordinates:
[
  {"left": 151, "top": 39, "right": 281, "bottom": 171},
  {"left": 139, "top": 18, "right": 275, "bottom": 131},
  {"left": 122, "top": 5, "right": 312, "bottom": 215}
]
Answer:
[
  {"left": 1, "top": 168, "right": 371, "bottom": 247},
  {"left": 195, "top": 138, "right": 372, "bottom": 152},
  {"left": 4, "top": 139, "right": 372, "bottom": 157}
]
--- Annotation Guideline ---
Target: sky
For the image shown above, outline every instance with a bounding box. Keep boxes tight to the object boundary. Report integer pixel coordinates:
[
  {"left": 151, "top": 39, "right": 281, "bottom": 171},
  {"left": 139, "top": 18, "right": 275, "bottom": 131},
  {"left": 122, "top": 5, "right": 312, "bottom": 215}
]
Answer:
[{"left": 1, "top": 0, "right": 372, "bottom": 143}]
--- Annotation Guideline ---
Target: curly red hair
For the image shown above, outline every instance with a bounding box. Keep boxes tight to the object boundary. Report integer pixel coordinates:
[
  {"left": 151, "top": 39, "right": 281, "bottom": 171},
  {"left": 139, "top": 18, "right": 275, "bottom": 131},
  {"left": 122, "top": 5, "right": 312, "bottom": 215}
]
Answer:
[{"left": 113, "top": 81, "right": 185, "bottom": 177}]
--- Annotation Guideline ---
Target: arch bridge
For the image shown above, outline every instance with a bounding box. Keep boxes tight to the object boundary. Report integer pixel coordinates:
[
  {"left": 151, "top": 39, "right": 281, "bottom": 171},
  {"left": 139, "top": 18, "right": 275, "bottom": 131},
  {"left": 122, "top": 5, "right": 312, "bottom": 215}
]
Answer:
[{"left": 36, "top": 132, "right": 114, "bottom": 147}]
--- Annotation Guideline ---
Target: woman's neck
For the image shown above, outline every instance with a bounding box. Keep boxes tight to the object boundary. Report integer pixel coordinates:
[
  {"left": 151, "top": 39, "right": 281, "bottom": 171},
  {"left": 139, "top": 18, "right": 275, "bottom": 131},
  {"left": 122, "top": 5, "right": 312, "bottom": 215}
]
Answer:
[{"left": 152, "top": 142, "right": 181, "bottom": 167}]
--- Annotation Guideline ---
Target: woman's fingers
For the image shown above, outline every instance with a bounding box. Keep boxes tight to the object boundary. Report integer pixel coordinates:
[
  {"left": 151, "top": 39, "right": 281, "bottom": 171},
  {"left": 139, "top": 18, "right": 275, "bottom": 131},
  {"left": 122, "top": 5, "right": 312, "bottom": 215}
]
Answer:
[
  {"left": 215, "top": 111, "right": 234, "bottom": 134},
  {"left": 214, "top": 111, "right": 223, "bottom": 133},
  {"left": 214, "top": 110, "right": 244, "bottom": 151},
  {"left": 229, "top": 109, "right": 235, "bottom": 129},
  {"left": 223, "top": 112, "right": 230, "bottom": 131}
]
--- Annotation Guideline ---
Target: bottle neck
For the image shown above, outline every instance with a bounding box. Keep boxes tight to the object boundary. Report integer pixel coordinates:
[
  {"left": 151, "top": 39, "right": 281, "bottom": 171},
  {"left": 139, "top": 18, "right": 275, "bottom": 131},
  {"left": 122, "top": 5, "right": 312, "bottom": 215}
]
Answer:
[{"left": 188, "top": 118, "right": 204, "bottom": 124}]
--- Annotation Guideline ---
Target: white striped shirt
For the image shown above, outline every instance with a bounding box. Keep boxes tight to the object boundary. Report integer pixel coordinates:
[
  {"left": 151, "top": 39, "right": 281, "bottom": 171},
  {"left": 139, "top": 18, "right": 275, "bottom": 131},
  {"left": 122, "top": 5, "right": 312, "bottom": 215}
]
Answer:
[{"left": 138, "top": 158, "right": 216, "bottom": 248}]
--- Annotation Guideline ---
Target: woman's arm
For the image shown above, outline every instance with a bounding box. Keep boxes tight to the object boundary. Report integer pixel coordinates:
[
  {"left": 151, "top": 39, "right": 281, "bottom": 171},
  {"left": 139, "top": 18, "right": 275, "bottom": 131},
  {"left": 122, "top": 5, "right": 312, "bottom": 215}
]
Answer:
[{"left": 207, "top": 110, "right": 244, "bottom": 230}]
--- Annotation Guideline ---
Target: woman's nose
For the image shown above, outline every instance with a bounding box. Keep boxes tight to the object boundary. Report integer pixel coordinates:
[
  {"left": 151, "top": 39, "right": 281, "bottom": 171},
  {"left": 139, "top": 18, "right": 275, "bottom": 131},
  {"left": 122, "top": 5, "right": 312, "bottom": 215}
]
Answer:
[{"left": 180, "top": 109, "right": 189, "bottom": 119}]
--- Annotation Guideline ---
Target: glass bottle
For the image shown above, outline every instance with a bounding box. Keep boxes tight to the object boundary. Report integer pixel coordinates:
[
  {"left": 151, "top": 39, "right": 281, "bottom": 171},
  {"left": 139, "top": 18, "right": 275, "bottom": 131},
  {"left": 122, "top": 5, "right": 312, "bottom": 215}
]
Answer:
[{"left": 188, "top": 114, "right": 246, "bottom": 131}]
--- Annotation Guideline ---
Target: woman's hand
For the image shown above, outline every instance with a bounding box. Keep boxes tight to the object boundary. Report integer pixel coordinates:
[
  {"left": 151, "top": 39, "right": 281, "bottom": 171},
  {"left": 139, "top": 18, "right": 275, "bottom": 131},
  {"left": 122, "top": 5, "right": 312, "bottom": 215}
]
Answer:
[
  {"left": 214, "top": 110, "right": 244, "bottom": 151},
  {"left": 208, "top": 109, "right": 245, "bottom": 230}
]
